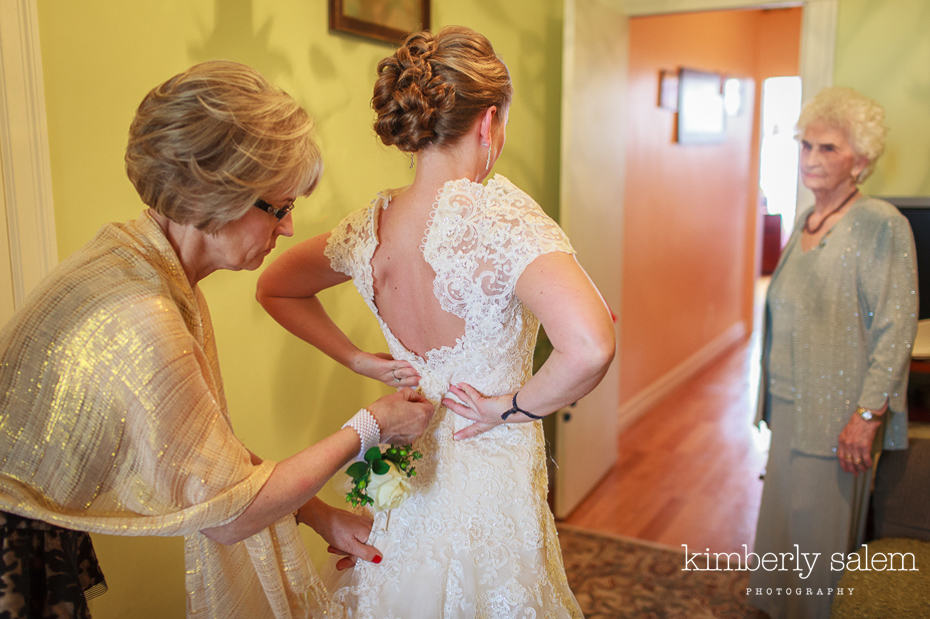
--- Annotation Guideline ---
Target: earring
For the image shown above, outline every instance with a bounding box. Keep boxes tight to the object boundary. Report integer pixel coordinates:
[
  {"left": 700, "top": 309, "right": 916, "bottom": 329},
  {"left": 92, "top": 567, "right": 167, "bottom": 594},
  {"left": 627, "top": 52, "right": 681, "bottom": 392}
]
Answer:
[
  {"left": 485, "top": 140, "right": 492, "bottom": 172},
  {"left": 409, "top": 153, "right": 415, "bottom": 169}
]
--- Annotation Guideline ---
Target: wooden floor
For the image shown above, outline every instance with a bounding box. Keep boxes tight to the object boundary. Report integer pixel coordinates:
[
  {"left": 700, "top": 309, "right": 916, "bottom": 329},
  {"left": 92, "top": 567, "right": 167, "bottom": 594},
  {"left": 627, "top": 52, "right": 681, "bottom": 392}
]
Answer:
[{"left": 563, "top": 286, "right": 770, "bottom": 555}]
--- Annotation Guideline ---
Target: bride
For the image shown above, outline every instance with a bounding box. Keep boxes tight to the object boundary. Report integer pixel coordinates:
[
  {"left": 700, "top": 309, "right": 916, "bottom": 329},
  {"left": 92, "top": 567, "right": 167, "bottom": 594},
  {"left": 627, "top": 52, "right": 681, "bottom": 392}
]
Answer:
[{"left": 257, "top": 26, "right": 614, "bottom": 617}]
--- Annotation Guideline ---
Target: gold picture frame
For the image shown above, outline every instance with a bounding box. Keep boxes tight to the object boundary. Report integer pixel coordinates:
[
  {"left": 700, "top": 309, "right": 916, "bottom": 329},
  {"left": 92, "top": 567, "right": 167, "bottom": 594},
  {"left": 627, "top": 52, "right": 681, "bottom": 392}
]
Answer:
[{"left": 329, "top": 0, "right": 430, "bottom": 45}]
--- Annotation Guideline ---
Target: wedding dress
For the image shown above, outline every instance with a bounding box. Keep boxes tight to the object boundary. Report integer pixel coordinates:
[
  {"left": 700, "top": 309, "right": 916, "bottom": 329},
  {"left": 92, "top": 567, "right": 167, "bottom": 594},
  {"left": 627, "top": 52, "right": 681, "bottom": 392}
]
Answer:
[{"left": 324, "top": 175, "right": 583, "bottom": 618}]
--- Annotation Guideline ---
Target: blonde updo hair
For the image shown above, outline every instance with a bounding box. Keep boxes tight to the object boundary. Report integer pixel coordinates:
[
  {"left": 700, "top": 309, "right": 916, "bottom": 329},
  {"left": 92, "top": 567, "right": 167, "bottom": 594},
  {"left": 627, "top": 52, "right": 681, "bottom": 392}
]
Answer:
[
  {"left": 126, "top": 60, "right": 321, "bottom": 232},
  {"left": 372, "top": 26, "right": 512, "bottom": 152},
  {"left": 796, "top": 87, "right": 887, "bottom": 183}
]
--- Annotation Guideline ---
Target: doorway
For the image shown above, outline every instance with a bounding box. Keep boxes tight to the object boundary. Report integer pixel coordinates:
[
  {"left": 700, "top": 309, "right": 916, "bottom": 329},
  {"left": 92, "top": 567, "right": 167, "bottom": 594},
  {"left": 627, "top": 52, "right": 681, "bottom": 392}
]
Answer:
[
  {"left": 759, "top": 75, "right": 802, "bottom": 238},
  {"left": 556, "top": 0, "right": 830, "bottom": 522},
  {"left": 616, "top": 6, "right": 802, "bottom": 419}
]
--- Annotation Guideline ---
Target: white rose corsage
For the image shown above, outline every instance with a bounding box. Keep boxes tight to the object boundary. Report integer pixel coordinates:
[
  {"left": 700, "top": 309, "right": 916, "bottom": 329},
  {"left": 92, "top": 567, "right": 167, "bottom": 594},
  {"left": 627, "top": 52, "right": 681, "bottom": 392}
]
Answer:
[{"left": 345, "top": 445, "right": 421, "bottom": 510}]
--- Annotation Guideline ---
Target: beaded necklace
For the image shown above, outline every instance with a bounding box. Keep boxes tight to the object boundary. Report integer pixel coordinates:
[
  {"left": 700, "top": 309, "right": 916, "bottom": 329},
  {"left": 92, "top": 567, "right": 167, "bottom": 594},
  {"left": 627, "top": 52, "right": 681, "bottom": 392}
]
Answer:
[{"left": 803, "top": 188, "right": 859, "bottom": 234}]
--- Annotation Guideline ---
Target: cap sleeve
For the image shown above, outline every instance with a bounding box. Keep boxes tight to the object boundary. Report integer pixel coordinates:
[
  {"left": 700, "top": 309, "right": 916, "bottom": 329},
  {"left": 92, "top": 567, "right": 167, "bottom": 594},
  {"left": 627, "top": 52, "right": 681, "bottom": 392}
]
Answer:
[
  {"left": 422, "top": 175, "right": 574, "bottom": 322},
  {"left": 486, "top": 176, "right": 575, "bottom": 288},
  {"left": 323, "top": 205, "right": 376, "bottom": 279}
]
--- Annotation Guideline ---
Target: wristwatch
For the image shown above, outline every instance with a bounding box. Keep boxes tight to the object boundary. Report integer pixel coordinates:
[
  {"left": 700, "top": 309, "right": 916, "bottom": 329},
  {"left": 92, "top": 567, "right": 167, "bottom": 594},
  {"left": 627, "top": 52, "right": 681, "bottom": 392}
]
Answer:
[{"left": 855, "top": 406, "right": 881, "bottom": 422}]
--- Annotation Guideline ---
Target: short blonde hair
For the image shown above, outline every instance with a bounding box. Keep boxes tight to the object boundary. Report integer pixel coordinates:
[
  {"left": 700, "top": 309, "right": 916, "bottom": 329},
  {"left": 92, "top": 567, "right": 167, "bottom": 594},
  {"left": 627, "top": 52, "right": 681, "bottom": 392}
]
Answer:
[
  {"left": 372, "top": 26, "right": 512, "bottom": 152},
  {"left": 126, "top": 61, "right": 321, "bottom": 232},
  {"left": 796, "top": 86, "right": 887, "bottom": 182}
]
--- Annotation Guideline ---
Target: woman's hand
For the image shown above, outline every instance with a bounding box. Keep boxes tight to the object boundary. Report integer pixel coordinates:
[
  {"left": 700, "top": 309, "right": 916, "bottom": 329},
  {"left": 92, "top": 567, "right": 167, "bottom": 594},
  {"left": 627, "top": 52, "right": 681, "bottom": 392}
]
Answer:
[
  {"left": 367, "top": 388, "right": 436, "bottom": 444},
  {"left": 203, "top": 393, "right": 432, "bottom": 546},
  {"left": 837, "top": 412, "right": 882, "bottom": 474},
  {"left": 442, "top": 383, "right": 512, "bottom": 440},
  {"left": 298, "top": 499, "right": 381, "bottom": 570},
  {"left": 351, "top": 352, "right": 420, "bottom": 388}
]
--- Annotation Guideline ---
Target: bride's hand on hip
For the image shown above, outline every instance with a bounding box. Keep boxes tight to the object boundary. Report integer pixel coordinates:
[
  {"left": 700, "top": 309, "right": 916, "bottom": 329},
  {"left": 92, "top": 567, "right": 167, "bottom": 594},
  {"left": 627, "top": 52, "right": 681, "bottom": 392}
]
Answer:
[
  {"left": 367, "top": 389, "right": 436, "bottom": 444},
  {"left": 352, "top": 351, "right": 420, "bottom": 388},
  {"left": 443, "top": 383, "right": 510, "bottom": 440}
]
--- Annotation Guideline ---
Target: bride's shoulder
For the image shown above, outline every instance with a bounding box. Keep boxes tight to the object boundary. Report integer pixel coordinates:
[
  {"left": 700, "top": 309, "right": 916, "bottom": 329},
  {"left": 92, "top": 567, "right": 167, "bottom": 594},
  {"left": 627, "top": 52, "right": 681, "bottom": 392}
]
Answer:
[
  {"left": 332, "top": 190, "right": 393, "bottom": 230},
  {"left": 434, "top": 175, "right": 545, "bottom": 218},
  {"left": 486, "top": 174, "right": 532, "bottom": 199},
  {"left": 327, "top": 193, "right": 391, "bottom": 252},
  {"left": 486, "top": 176, "right": 573, "bottom": 255},
  {"left": 485, "top": 174, "right": 557, "bottom": 226},
  {"left": 434, "top": 177, "right": 483, "bottom": 207}
]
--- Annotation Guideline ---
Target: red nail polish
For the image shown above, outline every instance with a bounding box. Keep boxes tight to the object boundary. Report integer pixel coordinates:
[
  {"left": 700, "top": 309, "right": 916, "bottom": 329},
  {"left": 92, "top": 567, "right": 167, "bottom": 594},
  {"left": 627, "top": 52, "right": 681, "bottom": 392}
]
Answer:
[{"left": 372, "top": 555, "right": 382, "bottom": 564}]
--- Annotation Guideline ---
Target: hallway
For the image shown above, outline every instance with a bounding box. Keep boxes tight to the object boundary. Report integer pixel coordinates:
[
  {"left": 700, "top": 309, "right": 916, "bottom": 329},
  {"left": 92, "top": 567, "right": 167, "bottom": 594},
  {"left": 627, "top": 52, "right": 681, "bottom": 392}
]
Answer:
[{"left": 563, "top": 304, "right": 768, "bottom": 555}]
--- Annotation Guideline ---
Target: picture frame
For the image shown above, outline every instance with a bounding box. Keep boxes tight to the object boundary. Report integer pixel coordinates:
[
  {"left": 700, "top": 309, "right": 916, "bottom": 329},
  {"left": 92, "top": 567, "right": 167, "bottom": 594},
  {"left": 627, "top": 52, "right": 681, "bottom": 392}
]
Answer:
[
  {"left": 329, "top": 0, "right": 430, "bottom": 45},
  {"left": 676, "top": 68, "right": 725, "bottom": 144},
  {"left": 657, "top": 69, "right": 678, "bottom": 111}
]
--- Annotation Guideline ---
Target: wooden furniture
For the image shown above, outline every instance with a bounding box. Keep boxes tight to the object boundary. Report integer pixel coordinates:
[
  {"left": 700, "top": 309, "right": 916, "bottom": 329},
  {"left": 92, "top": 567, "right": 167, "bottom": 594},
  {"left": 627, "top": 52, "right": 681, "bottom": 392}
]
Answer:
[{"left": 760, "top": 213, "right": 782, "bottom": 275}]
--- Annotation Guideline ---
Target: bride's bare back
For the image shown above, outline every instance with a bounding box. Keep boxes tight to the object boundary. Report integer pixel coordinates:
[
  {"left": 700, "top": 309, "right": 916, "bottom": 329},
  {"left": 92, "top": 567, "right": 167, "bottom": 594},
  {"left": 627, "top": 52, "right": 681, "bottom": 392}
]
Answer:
[{"left": 370, "top": 190, "right": 467, "bottom": 358}]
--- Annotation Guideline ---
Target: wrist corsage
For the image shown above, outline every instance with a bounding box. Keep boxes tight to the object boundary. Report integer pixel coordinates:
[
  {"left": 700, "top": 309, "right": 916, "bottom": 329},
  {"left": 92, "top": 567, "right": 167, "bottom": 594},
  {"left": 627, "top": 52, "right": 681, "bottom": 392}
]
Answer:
[{"left": 345, "top": 445, "right": 422, "bottom": 511}]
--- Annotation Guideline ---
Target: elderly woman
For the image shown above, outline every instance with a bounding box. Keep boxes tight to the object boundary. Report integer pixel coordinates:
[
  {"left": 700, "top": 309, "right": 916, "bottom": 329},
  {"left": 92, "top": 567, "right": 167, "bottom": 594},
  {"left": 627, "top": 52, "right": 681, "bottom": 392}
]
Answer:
[
  {"left": 749, "top": 87, "right": 917, "bottom": 618},
  {"left": 0, "top": 61, "right": 434, "bottom": 618}
]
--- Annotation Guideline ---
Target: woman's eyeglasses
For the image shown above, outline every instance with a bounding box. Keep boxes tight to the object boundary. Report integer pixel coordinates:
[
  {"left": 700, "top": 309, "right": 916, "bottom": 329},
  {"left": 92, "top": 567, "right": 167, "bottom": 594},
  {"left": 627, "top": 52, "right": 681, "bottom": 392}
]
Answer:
[{"left": 254, "top": 199, "right": 295, "bottom": 220}]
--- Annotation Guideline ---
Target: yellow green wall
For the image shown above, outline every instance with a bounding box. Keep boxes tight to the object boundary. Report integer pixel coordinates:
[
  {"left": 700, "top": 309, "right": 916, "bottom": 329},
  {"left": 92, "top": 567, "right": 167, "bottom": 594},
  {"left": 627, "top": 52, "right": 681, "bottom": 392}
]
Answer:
[
  {"left": 36, "top": 1, "right": 562, "bottom": 615},
  {"left": 835, "top": 0, "right": 930, "bottom": 195}
]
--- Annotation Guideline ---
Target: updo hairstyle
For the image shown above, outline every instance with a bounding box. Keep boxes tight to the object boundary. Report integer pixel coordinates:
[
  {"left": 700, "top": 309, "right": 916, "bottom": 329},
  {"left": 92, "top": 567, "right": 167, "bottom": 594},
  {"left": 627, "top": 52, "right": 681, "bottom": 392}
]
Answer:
[
  {"left": 372, "top": 26, "right": 512, "bottom": 152},
  {"left": 126, "top": 60, "right": 321, "bottom": 233},
  {"left": 796, "top": 86, "right": 887, "bottom": 183}
]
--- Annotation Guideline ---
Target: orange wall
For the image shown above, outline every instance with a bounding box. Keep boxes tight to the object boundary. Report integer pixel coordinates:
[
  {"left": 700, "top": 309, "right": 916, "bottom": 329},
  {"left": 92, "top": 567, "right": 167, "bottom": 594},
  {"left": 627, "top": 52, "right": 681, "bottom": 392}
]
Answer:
[
  {"left": 619, "top": 8, "right": 801, "bottom": 406},
  {"left": 754, "top": 9, "right": 803, "bottom": 76}
]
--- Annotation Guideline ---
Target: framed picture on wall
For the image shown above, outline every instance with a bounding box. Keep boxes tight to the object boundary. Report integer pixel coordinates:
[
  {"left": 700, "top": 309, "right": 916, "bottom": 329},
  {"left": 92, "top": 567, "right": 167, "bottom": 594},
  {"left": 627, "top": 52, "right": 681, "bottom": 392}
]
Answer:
[
  {"left": 676, "top": 68, "right": 725, "bottom": 144},
  {"left": 329, "top": 0, "right": 430, "bottom": 45},
  {"left": 658, "top": 69, "right": 678, "bottom": 111}
]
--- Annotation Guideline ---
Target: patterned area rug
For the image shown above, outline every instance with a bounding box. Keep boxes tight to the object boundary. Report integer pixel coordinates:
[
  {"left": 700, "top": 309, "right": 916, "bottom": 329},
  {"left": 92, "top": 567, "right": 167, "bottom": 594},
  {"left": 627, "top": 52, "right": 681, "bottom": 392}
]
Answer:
[{"left": 558, "top": 525, "right": 767, "bottom": 618}]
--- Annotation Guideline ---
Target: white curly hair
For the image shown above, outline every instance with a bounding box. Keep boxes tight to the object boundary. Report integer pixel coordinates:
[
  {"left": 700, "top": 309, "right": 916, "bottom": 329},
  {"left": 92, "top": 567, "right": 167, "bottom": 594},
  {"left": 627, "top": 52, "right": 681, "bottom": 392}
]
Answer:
[{"left": 796, "top": 86, "right": 887, "bottom": 183}]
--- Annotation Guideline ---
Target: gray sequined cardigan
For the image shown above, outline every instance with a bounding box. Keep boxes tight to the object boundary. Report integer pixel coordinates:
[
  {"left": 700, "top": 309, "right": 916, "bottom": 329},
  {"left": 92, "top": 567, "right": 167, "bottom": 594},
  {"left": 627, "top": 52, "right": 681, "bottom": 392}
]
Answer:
[{"left": 757, "top": 197, "right": 918, "bottom": 457}]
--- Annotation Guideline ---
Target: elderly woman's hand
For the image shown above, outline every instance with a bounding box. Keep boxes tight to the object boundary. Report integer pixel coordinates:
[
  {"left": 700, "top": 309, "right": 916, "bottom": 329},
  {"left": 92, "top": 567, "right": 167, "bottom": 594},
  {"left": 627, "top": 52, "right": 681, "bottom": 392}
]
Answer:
[
  {"left": 837, "top": 411, "right": 883, "bottom": 474},
  {"left": 367, "top": 388, "right": 435, "bottom": 444},
  {"left": 351, "top": 352, "right": 420, "bottom": 389}
]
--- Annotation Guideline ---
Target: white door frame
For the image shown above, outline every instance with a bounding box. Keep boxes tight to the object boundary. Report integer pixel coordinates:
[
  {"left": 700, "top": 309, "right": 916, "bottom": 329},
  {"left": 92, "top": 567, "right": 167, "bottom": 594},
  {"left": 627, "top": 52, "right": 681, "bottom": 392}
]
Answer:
[{"left": 0, "top": 0, "right": 58, "bottom": 308}]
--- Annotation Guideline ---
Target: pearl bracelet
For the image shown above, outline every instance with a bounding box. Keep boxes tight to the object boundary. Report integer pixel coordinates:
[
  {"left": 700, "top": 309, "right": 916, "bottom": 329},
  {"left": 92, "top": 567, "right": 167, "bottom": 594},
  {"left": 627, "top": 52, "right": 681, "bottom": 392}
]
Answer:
[{"left": 342, "top": 408, "right": 382, "bottom": 461}]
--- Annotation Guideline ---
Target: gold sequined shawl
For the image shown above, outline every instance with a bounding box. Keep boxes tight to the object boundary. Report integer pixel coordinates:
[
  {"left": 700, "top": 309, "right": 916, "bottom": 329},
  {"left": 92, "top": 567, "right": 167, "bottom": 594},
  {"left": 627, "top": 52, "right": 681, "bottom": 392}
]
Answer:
[{"left": 0, "top": 212, "right": 338, "bottom": 617}]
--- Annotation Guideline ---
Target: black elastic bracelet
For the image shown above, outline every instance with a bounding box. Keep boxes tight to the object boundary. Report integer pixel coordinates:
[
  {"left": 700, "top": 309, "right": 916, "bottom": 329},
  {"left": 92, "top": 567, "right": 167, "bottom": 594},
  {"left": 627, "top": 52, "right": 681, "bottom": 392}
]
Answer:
[{"left": 500, "top": 391, "right": 544, "bottom": 420}]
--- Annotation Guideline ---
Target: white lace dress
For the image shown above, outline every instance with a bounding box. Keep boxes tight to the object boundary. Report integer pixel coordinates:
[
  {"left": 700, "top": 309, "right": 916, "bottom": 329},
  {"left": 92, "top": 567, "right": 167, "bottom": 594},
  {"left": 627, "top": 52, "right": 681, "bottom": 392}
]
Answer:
[{"left": 324, "top": 175, "right": 583, "bottom": 618}]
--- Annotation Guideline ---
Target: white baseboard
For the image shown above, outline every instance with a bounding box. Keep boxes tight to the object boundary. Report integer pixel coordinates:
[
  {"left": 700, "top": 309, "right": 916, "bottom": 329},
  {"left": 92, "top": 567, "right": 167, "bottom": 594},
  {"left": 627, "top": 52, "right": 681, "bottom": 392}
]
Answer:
[{"left": 617, "top": 322, "right": 747, "bottom": 430}]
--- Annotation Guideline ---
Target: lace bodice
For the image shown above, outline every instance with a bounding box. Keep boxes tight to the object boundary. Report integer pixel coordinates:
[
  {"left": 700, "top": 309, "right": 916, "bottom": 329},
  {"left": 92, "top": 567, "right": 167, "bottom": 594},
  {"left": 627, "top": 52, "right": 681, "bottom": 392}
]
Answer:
[
  {"left": 325, "top": 174, "right": 573, "bottom": 404},
  {"left": 324, "top": 175, "right": 581, "bottom": 618}
]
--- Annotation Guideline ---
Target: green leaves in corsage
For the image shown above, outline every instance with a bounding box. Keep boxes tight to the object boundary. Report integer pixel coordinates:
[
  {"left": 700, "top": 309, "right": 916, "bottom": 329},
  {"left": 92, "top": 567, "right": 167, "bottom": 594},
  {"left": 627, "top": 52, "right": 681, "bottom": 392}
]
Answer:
[{"left": 345, "top": 445, "right": 422, "bottom": 510}]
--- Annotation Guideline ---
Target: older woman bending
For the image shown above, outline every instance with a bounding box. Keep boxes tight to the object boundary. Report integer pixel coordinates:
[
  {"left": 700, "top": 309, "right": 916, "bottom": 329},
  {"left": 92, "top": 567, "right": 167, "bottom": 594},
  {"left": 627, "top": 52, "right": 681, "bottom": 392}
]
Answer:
[
  {"left": 748, "top": 87, "right": 917, "bottom": 618},
  {"left": 0, "top": 61, "right": 433, "bottom": 618}
]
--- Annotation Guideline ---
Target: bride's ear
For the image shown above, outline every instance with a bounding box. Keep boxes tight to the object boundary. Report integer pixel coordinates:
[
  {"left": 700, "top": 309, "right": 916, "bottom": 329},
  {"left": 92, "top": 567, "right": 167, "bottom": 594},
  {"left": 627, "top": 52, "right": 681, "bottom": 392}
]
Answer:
[{"left": 478, "top": 106, "right": 498, "bottom": 146}]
